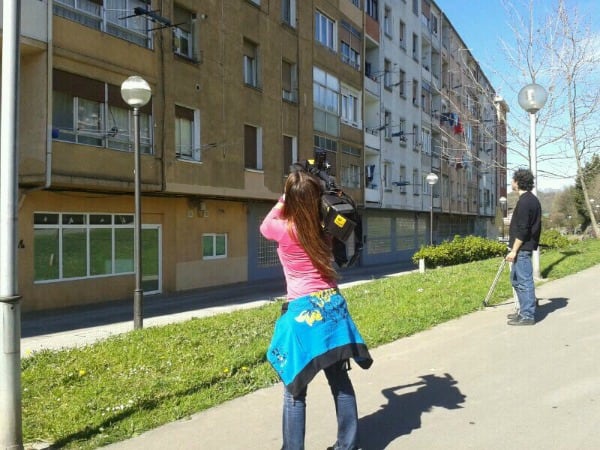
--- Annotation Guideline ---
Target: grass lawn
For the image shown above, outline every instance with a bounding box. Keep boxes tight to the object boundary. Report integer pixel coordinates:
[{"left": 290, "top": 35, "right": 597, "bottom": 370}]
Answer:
[{"left": 22, "top": 238, "right": 600, "bottom": 449}]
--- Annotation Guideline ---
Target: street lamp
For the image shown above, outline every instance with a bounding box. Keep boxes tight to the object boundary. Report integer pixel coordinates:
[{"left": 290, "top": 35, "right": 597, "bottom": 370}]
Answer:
[
  {"left": 499, "top": 196, "right": 507, "bottom": 239},
  {"left": 121, "top": 76, "right": 152, "bottom": 330},
  {"left": 518, "top": 82, "right": 547, "bottom": 280},
  {"left": 426, "top": 172, "right": 439, "bottom": 245}
]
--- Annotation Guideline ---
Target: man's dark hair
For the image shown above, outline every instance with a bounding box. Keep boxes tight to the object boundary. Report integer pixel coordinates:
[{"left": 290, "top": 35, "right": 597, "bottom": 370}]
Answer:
[{"left": 513, "top": 168, "right": 535, "bottom": 191}]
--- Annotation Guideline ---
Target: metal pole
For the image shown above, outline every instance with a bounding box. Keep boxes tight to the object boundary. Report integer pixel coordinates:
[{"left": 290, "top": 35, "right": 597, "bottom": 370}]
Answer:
[
  {"left": 529, "top": 112, "right": 541, "bottom": 280},
  {"left": 430, "top": 190, "right": 434, "bottom": 245},
  {"left": 0, "top": 0, "right": 24, "bottom": 447},
  {"left": 133, "top": 107, "right": 143, "bottom": 329}
]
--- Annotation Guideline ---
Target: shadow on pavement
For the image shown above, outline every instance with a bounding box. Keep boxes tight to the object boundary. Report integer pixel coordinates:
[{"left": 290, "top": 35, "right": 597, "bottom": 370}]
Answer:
[
  {"left": 358, "top": 373, "right": 466, "bottom": 449},
  {"left": 536, "top": 296, "right": 568, "bottom": 322}
]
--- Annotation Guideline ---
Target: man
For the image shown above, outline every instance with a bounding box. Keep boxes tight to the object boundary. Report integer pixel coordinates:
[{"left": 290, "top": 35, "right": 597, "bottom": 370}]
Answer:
[{"left": 505, "top": 169, "right": 542, "bottom": 326}]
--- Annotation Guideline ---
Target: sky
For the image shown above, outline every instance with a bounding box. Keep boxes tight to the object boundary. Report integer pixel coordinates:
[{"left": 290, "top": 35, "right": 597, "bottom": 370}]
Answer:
[{"left": 434, "top": 0, "right": 600, "bottom": 192}]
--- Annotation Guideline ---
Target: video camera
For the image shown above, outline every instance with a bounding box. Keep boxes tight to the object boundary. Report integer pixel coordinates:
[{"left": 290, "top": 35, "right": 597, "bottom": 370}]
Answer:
[{"left": 290, "top": 150, "right": 363, "bottom": 267}]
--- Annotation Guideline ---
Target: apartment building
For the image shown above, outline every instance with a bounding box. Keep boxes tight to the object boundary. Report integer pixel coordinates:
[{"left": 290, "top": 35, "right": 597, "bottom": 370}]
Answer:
[{"left": 5, "top": 0, "right": 504, "bottom": 312}]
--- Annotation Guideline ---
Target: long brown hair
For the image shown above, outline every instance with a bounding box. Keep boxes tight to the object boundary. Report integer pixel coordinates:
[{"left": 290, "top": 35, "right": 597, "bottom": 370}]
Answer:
[{"left": 282, "top": 170, "right": 337, "bottom": 281}]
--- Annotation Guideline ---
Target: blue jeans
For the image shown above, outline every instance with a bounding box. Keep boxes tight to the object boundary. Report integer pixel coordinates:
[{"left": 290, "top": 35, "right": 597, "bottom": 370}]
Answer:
[
  {"left": 510, "top": 250, "right": 536, "bottom": 320},
  {"left": 282, "top": 360, "right": 358, "bottom": 450}
]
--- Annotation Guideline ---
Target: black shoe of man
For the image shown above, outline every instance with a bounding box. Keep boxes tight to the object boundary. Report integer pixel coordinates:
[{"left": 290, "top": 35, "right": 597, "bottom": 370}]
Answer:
[{"left": 507, "top": 316, "right": 535, "bottom": 326}]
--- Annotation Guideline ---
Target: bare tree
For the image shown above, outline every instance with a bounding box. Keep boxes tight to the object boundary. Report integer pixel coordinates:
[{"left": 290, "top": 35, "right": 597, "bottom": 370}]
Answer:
[{"left": 496, "top": 0, "right": 600, "bottom": 237}]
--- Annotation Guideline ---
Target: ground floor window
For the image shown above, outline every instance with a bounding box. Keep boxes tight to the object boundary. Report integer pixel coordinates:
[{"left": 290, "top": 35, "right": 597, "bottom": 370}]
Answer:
[
  {"left": 34, "top": 212, "right": 135, "bottom": 282},
  {"left": 202, "top": 233, "right": 228, "bottom": 259}
]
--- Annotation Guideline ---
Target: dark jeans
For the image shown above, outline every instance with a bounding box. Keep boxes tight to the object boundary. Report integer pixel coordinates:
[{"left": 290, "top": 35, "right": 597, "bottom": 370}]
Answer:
[{"left": 282, "top": 360, "right": 359, "bottom": 450}]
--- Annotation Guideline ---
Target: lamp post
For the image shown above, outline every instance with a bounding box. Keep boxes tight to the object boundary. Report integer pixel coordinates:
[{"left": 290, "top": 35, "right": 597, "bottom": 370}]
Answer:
[
  {"left": 121, "top": 76, "right": 152, "bottom": 330},
  {"left": 518, "top": 83, "right": 547, "bottom": 280},
  {"left": 499, "top": 196, "right": 507, "bottom": 239},
  {"left": 426, "top": 172, "right": 439, "bottom": 245}
]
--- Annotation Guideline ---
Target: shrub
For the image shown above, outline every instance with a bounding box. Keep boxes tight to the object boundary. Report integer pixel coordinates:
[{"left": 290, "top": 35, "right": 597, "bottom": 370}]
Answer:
[
  {"left": 540, "top": 229, "right": 570, "bottom": 249},
  {"left": 412, "top": 235, "right": 507, "bottom": 268}
]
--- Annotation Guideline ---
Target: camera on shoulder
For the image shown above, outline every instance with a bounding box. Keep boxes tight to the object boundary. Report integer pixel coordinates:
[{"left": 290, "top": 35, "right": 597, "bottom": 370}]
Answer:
[{"left": 290, "top": 151, "right": 363, "bottom": 267}]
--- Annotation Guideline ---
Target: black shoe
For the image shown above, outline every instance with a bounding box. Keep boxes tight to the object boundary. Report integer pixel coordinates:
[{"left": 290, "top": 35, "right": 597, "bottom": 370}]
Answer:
[
  {"left": 506, "top": 312, "right": 519, "bottom": 320},
  {"left": 507, "top": 316, "right": 534, "bottom": 326}
]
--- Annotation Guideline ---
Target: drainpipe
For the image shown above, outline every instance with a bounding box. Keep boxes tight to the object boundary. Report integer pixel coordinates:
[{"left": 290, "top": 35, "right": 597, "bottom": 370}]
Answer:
[{"left": 45, "top": 0, "right": 53, "bottom": 189}]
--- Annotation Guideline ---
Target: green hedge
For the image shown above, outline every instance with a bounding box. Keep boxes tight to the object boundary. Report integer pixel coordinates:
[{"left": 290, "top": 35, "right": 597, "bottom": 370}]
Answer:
[
  {"left": 540, "top": 229, "right": 570, "bottom": 249},
  {"left": 412, "top": 235, "right": 507, "bottom": 268}
]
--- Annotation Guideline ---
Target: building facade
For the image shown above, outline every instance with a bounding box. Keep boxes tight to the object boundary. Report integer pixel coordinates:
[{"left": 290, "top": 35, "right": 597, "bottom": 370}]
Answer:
[{"left": 4, "top": 0, "right": 506, "bottom": 312}]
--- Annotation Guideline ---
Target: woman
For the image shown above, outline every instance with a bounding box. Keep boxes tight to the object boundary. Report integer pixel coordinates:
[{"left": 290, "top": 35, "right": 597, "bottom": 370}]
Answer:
[{"left": 260, "top": 169, "right": 372, "bottom": 450}]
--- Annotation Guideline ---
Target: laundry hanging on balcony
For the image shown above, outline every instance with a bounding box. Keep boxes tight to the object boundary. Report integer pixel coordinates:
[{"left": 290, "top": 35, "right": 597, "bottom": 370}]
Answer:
[{"left": 453, "top": 117, "right": 464, "bottom": 134}]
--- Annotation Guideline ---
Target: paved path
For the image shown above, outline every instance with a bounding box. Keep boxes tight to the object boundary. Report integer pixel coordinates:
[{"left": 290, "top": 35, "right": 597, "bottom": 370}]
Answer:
[{"left": 99, "top": 265, "right": 600, "bottom": 450}]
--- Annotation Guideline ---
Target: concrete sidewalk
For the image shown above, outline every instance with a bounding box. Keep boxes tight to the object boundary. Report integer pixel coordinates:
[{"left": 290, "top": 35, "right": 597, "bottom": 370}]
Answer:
[{"left": 102, "top": 265, "right": 600, "bottom": 450}]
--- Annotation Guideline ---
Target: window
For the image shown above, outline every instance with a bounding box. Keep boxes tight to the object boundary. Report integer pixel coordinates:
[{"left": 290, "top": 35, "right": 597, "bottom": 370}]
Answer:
[
  {"left": 282, "top": 60, "right": 298, "bottom": 102},
  {"left": 315, "top": 11, "right": 336, "bottom": 51},
  {"left": 34, "top": 212, "right": 136, "bottom": 282},
  {"left": 54, "top": 0, "right": 151, "bottom": 47},
  {"left": 243, "top": 39, "right": 259, "bottom": 87},
  {"left": 383, "top": 162, "right": 391, "bottom": 189},
  {"left": 399, "top": 20, "right": 406, "bottom": 49},
  {"left": 283, "top": 135, "right": 297, "bottom": 175},
  {"left": 341, "top": 164, "right": 361, "bottom": 188},
  {"left": 341, "top": 86, "right": 361, "bottom": 127},
  {"left": 412, "top": 0, "right": 419, "bottom": 15},
  {"left": 384, "top": 59, "right": 392, "bottom": 89},
  {"left": 398, "top": 70, "right": 406, "bottom": 97},
  {"left": 244, "top": 124, "right": 263, "bottom": 170},
  {"left": 398, "top": 118, "right": 406, "bottom": 143},
  {"left": 175, "top": 105, "right": 200, "bottom": 161},
  {"left": 421, "top": 128, "right": 431, "bottom": 155},
  {"left": 431, "top": 13, "right": 439, "bottom": 35},
  {"left": 399, "top": 165, "right": 407, "bottom": 193},
  {"left": 202, "top": 233, "right": 227, "bottom": 259},
  {"left": 340, "top": 21, "right": 361, "bottom": 70},
  {"left": 313, "top": 67, "right": 340, "bottom": 136},
  {"left": 173, "top": 5, "right": 195, "bottom": 59},
  {"left": 412, "top": 124, "right": 419, "bottom": 148},
  {"left": 350, "top": 0, "right": 360, "bottom": 8},
  {"left": 384, "top": 7, "right": 392, "bottom": 37},
  {"left": 366, "top": 0, "right": 378, "bottom": 20},
  {"left": 314, "top": 135, "right": 338, "bottom": 175},
  {"left": 384, "top": 110, "right": 391, "bottom": 139},
  {"left": 52, "top": 70, "right": 153, "bottom": 154},
  {"left": 412, "top": 169, "right": 419, "bottom": 195},
  {"left": 412, "top": 79, "right": 419, "bottom": 106},
  {"left": 412, "top": 33, "right": 419, "bottom": 60},
  {"left": 281, "top": 0, "right": 296, "bottom": 26}
]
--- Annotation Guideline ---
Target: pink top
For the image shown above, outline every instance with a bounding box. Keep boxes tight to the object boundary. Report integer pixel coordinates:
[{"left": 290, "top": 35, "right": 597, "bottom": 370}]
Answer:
[{"left": 260, "top": 200, "right": 336, "bottom": 300}]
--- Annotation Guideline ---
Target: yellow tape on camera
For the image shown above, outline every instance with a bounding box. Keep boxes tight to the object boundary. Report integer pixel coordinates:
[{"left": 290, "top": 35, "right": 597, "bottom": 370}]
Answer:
[{"left": 334, "top": 214, "right": 347, "bottom": 228}]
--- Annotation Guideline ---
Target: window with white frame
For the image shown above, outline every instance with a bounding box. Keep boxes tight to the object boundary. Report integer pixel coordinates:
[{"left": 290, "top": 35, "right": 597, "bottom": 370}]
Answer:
[
  {"left": 383, "top": 162, "right": 391, "bottom": 189},
  {"left": 340, "top": 21, "right": 361, "bottom": 70},
  {"left": 313, "top": 67, "right": 340, "bottom": 137},
  {"left": 384, "top": 59, "right": 392, "bottom": 89},
  {"left": 52, "top": 70, "right": 152, "bottom": 153},
  {"left": 175, "top": 105, "right": 200, "bottom": 161},
  {"left": 384, "top": 110, "right": 392, "bottom": 139},
  {"left": 202, "top": 233, "right": 227, "bottom": 259},
  {"left": 366, "top": 0, "right": 378, "bottom": 20},
  {"left": 282, "top": 60, "right": 298, "bottom": 102},
  {"left": 283, "top": 135, "right": 297, "bottom": 175},
  {"left": 412, "top": 33, "right": 419, "bottom": 60},
  {"left": 243, "top": 38, "right": 259, "bottom": 88},
  {"left": 421, "top": 128, "right": 431, "bottom": 155},
  {"left": 412, "top": 124, "right": 419, "bottom": 149},
  {"left": 314, "top": 135, "right": 338, "bottom": 175},
  {"left": 173, "top": 5, "right": 195, "bottom": 59},
  {"left": 55, "top": 0, "right": 151, "bottom": 47},
  {"left": 399, "top": 20, "right": 406, "bottom": 49},
  {"left": 399, "top": 165, "right": 407, "bottom": 193},
  {"left": 398, "top": 70, "right": 406, "bottom": 97},
  {"left": 315, "top": 10, "right": 336, "bottom": 51},
  {"left": 281, "top": 0, "right": 296, "bottom": 26},
  {"left": 342, "top": 163, "right": 361, "bottom": 189},
  {"left": 244, "top": 124, "right": 263, "bottom": 170},
  {"left": 341, "top": 85, "right": 361, "bottom": 128},
  {"left": 33, "top": 212, "right": 136, "bottom": 281},
  {"left": 384, "top": 7, "right": 392, "bottom": 37},
  {"left": 412, "top": 169, "right": 419, "bottom": 195}
]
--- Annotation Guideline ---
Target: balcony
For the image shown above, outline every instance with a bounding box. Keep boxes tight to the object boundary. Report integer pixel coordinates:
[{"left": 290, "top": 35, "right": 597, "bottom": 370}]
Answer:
[
  {"left": 365, "top": 187, "right": 380, "bottom": 203},
  {"left": 364, "top": 128, "right": 381, "bottom": 151},
  {"left": 364, "top": 75, "right": 380, "bottom": 97}
]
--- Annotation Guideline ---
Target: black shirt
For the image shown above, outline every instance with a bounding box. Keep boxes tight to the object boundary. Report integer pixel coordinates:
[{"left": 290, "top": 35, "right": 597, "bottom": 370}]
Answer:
[{"left": 509, "top": 191, "right": 542, "bottom": 251}]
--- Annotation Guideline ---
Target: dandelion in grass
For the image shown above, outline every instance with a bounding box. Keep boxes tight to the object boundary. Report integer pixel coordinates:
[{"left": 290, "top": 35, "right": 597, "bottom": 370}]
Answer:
[{"left": 78, "top": 369, "right": 86, "bottom": 377}]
